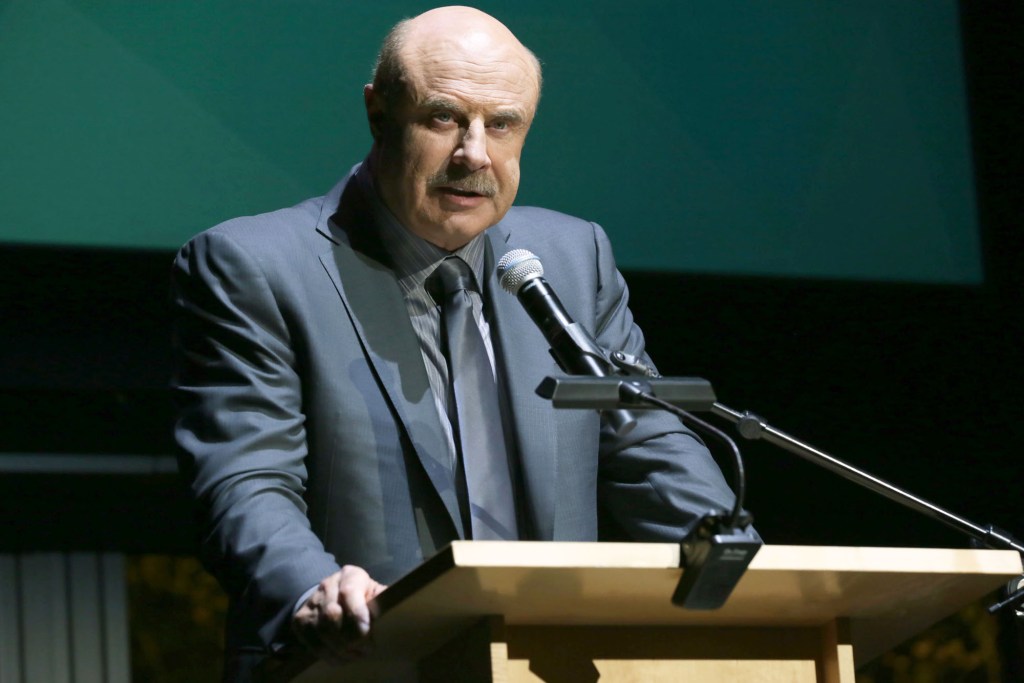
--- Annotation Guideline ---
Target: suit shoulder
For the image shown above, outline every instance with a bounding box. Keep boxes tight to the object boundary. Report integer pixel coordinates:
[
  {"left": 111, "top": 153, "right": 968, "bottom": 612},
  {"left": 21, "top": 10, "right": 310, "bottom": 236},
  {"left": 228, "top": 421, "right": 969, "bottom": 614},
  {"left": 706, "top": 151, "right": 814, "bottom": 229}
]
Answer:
[
  {"left": 498, "top": 206, "right": 613, "bottom": 259},
  {"left": 502, "top": 205, "right": 595, "bottom": 234},
  {"left": 183, "top": 194, "right": 326, "bottom": 255}
]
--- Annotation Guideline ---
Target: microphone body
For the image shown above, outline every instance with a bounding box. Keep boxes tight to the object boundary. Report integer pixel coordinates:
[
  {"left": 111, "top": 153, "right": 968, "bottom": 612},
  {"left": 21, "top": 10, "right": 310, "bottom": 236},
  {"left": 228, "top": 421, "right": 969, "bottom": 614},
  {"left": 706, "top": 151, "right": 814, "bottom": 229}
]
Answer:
[
  {"left": 498, "top": 249, "right": 635, "bottom": 434},
  {"left": 515, "top": 278, "right": 611, "bottom": 378}
]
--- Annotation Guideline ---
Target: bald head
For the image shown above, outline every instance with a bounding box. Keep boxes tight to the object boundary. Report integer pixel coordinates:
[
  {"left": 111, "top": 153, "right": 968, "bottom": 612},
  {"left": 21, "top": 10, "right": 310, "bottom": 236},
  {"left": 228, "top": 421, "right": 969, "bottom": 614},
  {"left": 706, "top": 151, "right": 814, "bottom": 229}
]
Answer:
[
  {"left": 364, "top": 7, "right": 543, "bottom": 251},
  {"left": 372, "top": 7, "right": 542, "bottom": 107}
]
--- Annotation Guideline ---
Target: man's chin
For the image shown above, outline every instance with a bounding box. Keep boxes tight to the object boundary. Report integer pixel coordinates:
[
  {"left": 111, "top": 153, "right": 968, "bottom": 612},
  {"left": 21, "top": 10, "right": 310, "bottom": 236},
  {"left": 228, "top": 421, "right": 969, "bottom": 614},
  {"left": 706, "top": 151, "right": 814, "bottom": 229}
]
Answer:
[{"left": 417, "top": 215, "right": 498, "bottom": 251}]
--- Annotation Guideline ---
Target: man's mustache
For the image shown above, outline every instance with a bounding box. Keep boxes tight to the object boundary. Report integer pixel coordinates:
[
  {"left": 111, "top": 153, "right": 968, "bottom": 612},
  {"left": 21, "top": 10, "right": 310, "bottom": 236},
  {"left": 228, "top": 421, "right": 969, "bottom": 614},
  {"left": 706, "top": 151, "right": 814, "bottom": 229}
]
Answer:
[{"left": 427, "top": 169, "right": 497, "bottom": 197}]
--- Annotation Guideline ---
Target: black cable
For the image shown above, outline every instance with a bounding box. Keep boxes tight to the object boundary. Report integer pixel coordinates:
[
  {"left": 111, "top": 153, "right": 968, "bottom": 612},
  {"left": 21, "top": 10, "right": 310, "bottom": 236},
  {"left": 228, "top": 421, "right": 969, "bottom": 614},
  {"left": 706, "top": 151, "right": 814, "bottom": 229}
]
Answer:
[{"left": 626, "top": 387, "right": 746, "bottom": 530}]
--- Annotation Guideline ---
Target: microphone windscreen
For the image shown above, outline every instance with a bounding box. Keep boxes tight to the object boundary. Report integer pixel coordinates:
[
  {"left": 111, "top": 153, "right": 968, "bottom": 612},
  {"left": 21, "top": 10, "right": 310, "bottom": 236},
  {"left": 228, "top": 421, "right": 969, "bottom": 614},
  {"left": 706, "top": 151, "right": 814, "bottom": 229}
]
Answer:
[{"left": 497, "top": 249, "right": 544, "bottom": 294}]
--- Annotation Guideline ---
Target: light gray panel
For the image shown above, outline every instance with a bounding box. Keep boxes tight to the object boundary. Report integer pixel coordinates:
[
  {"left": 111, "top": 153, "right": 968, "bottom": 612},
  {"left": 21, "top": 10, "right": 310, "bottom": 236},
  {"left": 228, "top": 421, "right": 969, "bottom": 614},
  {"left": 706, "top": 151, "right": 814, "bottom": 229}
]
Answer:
[
  {"left": 69, "top": 554, "right": 103, "bottom": 683},
  {"left": 1, "top": 553, "right": 131, "bottom": 683},
  {"left": 0, "top": 555, "right": 23, "bottom": 683},
  {"left": 100, "top": 554, "right": 131, "bottom": 683},
  {"left": 20, "top": 554, "right": 70, "bottom": 683}
]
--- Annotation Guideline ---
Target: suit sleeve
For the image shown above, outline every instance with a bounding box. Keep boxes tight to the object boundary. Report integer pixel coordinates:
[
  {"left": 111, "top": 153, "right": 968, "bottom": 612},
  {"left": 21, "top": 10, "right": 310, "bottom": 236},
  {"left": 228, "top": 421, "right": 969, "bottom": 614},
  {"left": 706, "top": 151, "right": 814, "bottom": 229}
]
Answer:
[
  {"left": 171, "top": 230, "right": 341, "bottom": 649},
  {"left": 587, "top": 223, "right": 751, "bottom": 542}
]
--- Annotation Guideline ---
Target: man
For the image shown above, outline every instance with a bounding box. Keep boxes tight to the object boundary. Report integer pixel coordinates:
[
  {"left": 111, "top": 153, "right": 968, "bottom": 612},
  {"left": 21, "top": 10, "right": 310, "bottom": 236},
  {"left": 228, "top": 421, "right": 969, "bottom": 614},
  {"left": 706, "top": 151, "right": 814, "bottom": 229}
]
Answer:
[{"left": 172, "top": 6, "right": 742, "bottom": 680}]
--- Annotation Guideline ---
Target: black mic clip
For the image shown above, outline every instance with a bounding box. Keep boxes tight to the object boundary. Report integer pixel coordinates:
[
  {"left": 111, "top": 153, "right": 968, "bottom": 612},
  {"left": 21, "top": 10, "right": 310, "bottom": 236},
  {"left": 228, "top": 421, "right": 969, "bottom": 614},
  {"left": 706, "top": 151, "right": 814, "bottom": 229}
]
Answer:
[
  {"left": 610, "top": 350, "right": 662, "bottom": 378},
  {"left": 546, "top": 326, "right": 643, "bottom": 436},
  {"left": 672, "top": 510, "right": 760, "bottom": 610}
]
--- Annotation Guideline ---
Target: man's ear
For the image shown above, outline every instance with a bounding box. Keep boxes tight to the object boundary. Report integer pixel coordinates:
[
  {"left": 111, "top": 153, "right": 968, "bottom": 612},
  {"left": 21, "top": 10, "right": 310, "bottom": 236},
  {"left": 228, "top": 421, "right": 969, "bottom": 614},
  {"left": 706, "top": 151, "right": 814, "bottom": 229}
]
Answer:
[{"left": 364, "top": 84, "right": 385, "bottom": 142}]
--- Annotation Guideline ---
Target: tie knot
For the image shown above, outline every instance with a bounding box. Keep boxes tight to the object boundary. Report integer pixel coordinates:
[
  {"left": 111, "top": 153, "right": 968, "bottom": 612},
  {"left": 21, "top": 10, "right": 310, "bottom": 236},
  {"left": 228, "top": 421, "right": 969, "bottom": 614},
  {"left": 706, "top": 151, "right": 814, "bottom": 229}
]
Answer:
[{"left": 428, "top": 257, "right": 478, "bottom": 303}]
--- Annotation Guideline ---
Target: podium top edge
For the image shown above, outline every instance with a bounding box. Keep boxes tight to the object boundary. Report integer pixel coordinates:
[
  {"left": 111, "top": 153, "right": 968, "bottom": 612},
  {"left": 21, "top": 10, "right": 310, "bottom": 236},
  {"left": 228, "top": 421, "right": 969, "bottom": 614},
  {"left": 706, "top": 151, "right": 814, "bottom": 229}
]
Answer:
[
  {"left": 448, "top": 541, "right": 682, "bottom": 568},
  {"left": 755, "top": 544, "right": 1023, "bottom": 574},
  {"left": 444, "top": 541, "right": 1023, "bottom": 575}
]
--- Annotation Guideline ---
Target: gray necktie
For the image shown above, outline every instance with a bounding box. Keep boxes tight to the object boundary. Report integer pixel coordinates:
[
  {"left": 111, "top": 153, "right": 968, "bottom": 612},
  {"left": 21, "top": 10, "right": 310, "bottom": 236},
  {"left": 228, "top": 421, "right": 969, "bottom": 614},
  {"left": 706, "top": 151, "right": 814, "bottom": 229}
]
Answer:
[{"left": 429, "top": 256, "right": 518, "bottom": 540}]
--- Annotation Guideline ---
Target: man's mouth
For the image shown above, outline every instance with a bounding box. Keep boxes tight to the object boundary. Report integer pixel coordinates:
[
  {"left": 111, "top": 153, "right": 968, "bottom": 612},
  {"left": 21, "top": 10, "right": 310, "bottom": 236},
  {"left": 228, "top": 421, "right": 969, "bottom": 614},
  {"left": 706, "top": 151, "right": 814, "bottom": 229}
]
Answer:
[{"left": 441, "top": 187, "right": 484, "bottom": 198}]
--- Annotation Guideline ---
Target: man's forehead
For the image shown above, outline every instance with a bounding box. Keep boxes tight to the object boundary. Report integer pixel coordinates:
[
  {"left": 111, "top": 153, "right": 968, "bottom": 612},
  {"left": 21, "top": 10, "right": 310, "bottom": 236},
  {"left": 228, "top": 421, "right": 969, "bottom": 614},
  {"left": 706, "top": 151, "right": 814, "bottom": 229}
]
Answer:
[
  {"left": 406, "top": 36, "right": 536, "bottom": 82},
  {"left": 400, "top": 45, "right": 539, "bottom": 115}
]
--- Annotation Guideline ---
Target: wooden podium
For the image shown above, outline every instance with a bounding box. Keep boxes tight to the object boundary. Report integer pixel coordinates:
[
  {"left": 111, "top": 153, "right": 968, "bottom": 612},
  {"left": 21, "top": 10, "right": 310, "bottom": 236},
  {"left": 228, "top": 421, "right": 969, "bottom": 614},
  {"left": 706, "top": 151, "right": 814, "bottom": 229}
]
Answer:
[{"left": 262, "top": 542, "right": 1022, "bottom": 683}]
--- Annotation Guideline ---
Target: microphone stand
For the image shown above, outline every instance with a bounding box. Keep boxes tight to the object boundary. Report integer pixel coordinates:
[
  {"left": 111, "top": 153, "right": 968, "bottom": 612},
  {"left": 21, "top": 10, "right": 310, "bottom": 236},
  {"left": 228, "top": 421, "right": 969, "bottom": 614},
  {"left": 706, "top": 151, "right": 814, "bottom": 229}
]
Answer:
[
  {"left": 706, "top": 402, "right": 1024, "bottom": 615},
  {"left": 539, "top": 371, "right": 1024, "bottom": 616}
]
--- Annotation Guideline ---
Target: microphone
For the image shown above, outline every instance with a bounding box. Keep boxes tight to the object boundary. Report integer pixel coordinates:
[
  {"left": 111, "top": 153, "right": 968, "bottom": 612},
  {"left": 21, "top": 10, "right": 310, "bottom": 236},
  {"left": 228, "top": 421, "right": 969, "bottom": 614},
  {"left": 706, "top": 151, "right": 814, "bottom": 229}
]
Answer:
[
  {"left": 497, "top": 249, "right": 613, "bottom": 376},
  {"left": 497, "top": 249, "right": 635, "bottom": 434}
]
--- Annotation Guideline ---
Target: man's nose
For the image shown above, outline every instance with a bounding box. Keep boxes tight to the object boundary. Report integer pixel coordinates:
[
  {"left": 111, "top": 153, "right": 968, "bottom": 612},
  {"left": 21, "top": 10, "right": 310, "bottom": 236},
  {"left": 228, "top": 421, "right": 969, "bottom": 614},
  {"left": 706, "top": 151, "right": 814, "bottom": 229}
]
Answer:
[{"left": 452, "top": 120, "right": 491, "bottom": 171}]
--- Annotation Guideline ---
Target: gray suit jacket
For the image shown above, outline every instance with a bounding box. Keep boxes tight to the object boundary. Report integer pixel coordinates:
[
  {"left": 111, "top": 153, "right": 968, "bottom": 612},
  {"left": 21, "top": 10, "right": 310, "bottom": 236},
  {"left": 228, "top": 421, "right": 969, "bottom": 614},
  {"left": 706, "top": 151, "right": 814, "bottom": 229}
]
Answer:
[{"left": 171, "top": 167, "right": 738, "bottom": 671}]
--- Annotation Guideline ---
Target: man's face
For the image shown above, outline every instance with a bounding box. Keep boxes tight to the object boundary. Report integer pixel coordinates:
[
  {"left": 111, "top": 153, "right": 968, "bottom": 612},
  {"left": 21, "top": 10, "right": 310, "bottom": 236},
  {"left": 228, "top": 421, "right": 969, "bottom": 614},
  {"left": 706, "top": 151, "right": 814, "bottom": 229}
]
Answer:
[{"left": 367, "top": 35, "right": 539, "bottom": 251}]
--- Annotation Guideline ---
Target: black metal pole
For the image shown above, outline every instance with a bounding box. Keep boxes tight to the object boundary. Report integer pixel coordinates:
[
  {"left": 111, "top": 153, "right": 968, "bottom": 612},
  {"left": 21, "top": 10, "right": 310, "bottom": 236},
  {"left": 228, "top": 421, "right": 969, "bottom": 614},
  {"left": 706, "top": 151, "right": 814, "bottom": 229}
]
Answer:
[{"left": 709, "top": 402, "right": 1024, "bottom": 555}]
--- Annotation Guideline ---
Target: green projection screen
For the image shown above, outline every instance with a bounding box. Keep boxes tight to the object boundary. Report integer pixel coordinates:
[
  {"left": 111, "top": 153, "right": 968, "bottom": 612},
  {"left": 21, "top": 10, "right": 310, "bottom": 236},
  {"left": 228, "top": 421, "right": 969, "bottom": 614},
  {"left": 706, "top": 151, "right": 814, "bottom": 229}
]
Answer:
[{"left": 0, "top": 1, "right": 980, "bottom": 283}]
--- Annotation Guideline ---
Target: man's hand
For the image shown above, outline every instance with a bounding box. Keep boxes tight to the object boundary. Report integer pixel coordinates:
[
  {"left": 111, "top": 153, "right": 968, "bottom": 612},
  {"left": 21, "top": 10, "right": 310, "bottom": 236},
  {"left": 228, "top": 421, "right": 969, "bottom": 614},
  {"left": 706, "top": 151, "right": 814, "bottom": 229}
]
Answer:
[{"left": 291, "top": 565, "right": 387, "bottom": 663}]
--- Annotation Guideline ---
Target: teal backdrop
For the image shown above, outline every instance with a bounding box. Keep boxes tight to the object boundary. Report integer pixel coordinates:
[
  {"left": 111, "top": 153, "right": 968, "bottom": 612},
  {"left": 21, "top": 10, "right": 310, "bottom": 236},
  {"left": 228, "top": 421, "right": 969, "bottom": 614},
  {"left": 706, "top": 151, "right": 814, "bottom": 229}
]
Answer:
[{"left": 0, "top": 1, "right": 980, "bottom": 283}]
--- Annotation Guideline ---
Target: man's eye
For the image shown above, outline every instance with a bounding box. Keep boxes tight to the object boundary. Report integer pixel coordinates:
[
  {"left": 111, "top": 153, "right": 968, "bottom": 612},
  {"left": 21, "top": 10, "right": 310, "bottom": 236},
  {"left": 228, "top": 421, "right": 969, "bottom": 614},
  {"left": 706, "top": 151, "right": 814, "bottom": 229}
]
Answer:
[
  {"left": 491, "top": 120, "right": 509, "bottom": 131},
  {"left": 433, "top": 112, "right": 453, "bottom": 123}
]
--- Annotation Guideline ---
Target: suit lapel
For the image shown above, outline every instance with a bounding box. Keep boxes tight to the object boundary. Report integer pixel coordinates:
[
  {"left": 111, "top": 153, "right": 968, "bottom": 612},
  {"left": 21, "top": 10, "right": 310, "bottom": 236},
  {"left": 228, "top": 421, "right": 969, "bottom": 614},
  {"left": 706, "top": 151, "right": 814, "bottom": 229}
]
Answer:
[
  {"left": 316, "top": 177, "right": 466, "bottom": 539},
  {"left": 485, "top": 227, "right": 560, "bottom": 540}
]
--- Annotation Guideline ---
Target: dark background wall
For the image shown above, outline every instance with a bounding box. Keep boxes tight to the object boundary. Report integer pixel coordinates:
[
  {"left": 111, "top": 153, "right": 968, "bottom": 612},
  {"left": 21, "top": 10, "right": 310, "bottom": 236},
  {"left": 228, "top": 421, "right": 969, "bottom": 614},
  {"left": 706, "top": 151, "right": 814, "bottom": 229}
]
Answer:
[{"left": 0, "top": 0, "right": 1020, "bottom": 646}]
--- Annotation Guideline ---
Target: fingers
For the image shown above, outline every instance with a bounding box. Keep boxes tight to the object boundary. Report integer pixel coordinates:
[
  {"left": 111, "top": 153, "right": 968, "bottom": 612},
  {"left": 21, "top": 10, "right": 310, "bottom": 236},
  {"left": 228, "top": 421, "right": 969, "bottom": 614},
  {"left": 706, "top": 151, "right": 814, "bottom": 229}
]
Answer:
[
  {"left": 320, "top": 570, "right": 343, "bottom": 624},
  {"left": 291, "top": 566, "right": 387, "bottom": 663},
  {"left": 337, "top": 569, "right": 386, "bottom": 636},
  {"left": 337, "top": 570, "right": 370, "bottom": 635}
]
